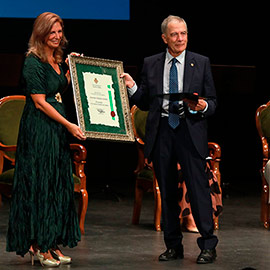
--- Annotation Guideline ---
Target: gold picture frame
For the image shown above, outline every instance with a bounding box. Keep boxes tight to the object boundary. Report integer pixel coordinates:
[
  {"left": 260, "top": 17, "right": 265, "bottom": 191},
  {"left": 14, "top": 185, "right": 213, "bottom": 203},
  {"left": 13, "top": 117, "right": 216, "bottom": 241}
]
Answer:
[{"left": 68, "top": 54, "right": 134, "bottom": 142}]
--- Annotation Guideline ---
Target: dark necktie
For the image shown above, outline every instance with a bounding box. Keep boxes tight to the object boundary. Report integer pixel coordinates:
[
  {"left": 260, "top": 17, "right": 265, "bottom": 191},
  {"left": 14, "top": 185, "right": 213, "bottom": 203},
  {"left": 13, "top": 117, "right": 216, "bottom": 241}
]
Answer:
[{"left": 168, "top": 58, "right": 180, "bottom": 129}]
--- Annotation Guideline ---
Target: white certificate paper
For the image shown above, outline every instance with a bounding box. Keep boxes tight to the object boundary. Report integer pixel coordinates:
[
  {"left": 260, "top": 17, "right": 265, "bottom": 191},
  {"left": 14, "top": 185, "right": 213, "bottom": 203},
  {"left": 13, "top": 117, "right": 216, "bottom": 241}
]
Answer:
[{"left": 83, "top": 72, "right": 120, "bottom": 127}]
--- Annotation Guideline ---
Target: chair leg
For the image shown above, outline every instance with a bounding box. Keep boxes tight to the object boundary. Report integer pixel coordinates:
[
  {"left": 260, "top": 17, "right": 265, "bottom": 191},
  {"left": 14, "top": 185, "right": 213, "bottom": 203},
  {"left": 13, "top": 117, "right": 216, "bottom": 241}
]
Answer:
[
  {"left": 213, "top": 217, "right": 219, "bottom": 230},
  {"left": 261, "top": 182, "right": 270, "bottom": 229},
  {"left": 132, "top": 181, "right": 143, "bottom": 225},
  {"left": 78, "top": 188, "right": 88, "bottom": 235},
  {"left": 153, "top": 177, "right": 162, "bottom": 232}
]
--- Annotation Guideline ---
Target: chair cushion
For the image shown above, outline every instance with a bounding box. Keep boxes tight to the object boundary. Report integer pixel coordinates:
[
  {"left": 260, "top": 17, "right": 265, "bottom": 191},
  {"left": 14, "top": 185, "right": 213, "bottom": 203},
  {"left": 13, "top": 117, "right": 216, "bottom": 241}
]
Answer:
[
  {"left": 260, "top": 105, "right": 270, "bottom": 145},
  {"left": 137, "top": 167, "right": 153, "bottom": 181},
  {"left": 0, "top": 99, "right": 25, "bottom": 160},
  {"left": 0, "top": 168, "right": 14, "bottom": 185},
  {"left": 73, "top": 173, "right": 81, "bottom": 185},
  {"left": 134, "top": 109, "right": 148, "bottom": 141}
]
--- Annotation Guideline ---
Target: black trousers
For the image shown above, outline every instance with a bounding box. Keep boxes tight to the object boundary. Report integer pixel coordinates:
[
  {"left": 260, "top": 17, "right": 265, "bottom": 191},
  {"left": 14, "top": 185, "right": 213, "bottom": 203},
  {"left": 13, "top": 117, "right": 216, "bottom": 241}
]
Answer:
[{"left": 151, "top": 117, "right": 218, "bottom": 251}]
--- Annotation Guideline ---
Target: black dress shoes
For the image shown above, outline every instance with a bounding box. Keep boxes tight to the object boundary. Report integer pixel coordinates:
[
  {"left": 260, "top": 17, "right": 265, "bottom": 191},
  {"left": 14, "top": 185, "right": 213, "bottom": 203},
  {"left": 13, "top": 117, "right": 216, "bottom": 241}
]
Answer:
[
  {"left": 196, "top": 249, "right": 217, "bottom": 264},
  {"left": 158, "top": 247, "right": 184, "bottom": 261}
]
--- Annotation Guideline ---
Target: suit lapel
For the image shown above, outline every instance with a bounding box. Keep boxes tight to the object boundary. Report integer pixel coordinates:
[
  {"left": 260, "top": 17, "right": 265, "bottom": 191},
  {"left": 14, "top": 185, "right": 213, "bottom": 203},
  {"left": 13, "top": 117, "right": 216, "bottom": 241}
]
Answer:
[
  {"left": 156, "top": 52, "right": 165, "bottom": 95},
  {"left": 155, "top": 53, "right": 165, "bottom": 107},
  {"left": 183, "top": 51, "right": 195, "bottom": 93}
]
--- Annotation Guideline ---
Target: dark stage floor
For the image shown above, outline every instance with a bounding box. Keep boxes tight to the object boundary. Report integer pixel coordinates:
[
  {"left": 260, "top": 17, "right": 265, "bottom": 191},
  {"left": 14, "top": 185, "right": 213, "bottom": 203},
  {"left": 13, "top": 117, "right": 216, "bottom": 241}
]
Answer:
[{"left": 0, "top": 180, "right": 269, "bottom": 270}]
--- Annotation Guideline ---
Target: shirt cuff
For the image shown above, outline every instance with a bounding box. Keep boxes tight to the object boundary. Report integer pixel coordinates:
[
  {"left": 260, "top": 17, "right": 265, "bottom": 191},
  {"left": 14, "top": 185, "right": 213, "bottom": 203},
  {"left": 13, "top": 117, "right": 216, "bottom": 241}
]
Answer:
[
  {"left": 127, "top": 83, "right": 137, "bottom": 97},
  {"left": 201, "top": 100, "right": 208, "bottom": 113}
]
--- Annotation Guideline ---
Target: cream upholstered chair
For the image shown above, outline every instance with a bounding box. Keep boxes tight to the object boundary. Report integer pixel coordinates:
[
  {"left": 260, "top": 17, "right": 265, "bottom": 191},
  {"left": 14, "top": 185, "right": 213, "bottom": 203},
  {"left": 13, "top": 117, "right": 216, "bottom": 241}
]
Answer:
[
  {"left": 130, "top": 105, "right": 161, "bottom": 231},
  {"left": 256, "top": 101, "right": 270, "bottom": 229}
]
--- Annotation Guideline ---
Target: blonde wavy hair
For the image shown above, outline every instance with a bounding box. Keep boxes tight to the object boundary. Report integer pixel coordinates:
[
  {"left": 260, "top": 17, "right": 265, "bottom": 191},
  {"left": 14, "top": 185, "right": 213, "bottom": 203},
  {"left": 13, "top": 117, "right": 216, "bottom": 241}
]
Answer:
[{"left": 26, "top": 12, "right": 67, "bottom": 63}]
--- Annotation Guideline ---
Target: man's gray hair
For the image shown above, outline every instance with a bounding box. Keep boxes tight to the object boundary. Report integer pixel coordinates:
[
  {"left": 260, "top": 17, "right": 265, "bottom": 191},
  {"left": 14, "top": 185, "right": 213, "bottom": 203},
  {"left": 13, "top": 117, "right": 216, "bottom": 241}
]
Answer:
[{"left": 161, "top": 15, "right": 188, "bottom": 35}]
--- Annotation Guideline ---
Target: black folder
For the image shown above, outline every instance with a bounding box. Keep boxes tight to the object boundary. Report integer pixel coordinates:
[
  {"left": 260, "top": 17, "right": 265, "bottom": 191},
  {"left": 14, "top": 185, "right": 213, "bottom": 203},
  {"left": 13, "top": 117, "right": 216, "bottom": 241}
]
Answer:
[{"left": 157, "top": 93, "right": 200, "bottom": 101}]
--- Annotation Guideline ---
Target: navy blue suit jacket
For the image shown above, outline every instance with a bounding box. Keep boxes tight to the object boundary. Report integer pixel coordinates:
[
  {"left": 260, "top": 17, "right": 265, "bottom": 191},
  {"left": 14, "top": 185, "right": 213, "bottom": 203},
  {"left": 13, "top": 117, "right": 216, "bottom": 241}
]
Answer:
[{"left": 131, "top": 50, "right": 217, "bottom": 159}]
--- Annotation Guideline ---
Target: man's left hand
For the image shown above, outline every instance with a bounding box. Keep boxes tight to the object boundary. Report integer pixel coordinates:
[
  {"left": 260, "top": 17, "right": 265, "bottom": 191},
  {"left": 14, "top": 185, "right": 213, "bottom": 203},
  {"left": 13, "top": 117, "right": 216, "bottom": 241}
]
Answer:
[{"left": 184, "top": 98, "right": 207, "bottom": 112}]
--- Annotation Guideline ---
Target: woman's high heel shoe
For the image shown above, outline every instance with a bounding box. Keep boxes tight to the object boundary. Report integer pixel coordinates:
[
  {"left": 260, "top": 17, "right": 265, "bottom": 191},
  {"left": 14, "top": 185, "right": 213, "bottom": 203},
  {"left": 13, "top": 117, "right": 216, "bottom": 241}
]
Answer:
[
  {"left": 36, "top": 250, "right": 60, "bottom": 267},
  {"left": 50, "top": 246, "right": 72, "bottom": 265}
]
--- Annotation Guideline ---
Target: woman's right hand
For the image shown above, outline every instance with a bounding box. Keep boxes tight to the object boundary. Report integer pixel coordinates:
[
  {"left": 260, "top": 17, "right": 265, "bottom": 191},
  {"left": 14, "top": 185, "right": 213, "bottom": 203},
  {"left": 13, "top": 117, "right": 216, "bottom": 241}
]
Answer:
[{"left": 66, "top": 123, "right": 86, "bottom": 140}]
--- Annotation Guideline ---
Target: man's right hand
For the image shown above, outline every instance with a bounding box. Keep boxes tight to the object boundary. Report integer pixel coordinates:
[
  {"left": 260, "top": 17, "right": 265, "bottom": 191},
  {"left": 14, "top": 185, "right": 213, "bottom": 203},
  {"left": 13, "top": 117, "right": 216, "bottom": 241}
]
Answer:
[{"left": 120, "top": 73, "right": 135, "bottom": 88}]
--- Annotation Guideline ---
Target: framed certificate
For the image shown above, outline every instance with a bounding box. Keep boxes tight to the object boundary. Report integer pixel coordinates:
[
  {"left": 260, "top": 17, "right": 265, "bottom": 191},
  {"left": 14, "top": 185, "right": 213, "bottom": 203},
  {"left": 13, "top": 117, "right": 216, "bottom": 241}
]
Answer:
[{"left": 68, "top": 55, "right": 134, "bottom": 142}]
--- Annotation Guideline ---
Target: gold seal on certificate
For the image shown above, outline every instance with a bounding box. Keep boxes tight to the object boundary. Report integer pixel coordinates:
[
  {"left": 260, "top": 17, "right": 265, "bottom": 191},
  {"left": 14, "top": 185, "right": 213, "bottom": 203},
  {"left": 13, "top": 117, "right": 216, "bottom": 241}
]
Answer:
[{"left": 68, "top": 54, "right": 134, "bottom": 142}]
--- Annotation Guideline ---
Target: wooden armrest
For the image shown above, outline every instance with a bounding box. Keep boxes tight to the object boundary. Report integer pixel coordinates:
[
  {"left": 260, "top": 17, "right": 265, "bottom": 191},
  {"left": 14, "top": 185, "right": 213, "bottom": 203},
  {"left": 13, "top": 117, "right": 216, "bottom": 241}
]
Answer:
[
  {"left": 136, "top": 137, "right": 145, "bottom": 146},
  {"left": 261, "top": 137, "right": 269, "bottom": 159},
  {"left": 208, "top": 142, "right": 221, "bottom": 161},
  {"left": 0, "top": 143, "right": 16, "bottom": 166},
  {"left": 0, "top": 142, "right": 17, "bottom": 152},
  {"left": 70, "top": 144, "right": 87, "bottom": 190},
  {"left": 70, "top": 143, "right": 87, "bottom": 162}
]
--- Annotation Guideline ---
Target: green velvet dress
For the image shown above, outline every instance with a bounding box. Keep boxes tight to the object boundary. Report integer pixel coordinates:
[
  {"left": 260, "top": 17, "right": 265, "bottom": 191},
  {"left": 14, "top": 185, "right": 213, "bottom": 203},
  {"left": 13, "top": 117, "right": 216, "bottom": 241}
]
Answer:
[{"left": 6, "top": 54, "right": 81, "bottom": 256}]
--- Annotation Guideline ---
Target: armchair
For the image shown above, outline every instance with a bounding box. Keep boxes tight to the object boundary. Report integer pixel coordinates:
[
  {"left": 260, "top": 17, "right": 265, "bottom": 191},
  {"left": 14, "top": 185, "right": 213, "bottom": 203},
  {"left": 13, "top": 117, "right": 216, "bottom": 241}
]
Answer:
[
  {"left": 0, "top": 95, "right": 88, "bottom": 234},
  {"left": 131, "top": 105, "right": 222, "bottom": 231}
]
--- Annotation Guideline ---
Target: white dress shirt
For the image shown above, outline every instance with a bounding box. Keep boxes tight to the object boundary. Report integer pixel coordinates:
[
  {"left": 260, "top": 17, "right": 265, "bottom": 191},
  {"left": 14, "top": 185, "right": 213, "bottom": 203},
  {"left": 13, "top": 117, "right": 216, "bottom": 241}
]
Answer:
[{"left": 162, "top": 50, "right": 185, "bottom": 115}]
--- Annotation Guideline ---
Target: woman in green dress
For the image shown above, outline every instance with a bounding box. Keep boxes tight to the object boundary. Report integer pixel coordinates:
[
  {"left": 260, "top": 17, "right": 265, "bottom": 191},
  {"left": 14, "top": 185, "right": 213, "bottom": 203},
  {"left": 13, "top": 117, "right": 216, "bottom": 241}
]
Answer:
[{"left": 6, "top": 12, "right": 86, "bottom": 267}]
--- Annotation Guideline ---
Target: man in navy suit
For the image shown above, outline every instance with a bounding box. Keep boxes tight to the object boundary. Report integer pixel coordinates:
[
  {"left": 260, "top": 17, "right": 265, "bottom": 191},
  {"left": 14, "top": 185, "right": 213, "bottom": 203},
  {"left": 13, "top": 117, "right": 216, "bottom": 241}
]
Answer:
[{"left": 122, "top": 15, "right": 218, "bottom": 264}]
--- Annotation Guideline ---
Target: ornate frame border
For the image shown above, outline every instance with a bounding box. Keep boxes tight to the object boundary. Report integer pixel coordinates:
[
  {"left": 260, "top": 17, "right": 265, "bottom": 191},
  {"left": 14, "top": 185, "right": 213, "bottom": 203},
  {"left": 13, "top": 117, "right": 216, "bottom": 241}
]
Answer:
[{"left": 69, "top": 55, "right": 134, "bottom": 142}]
